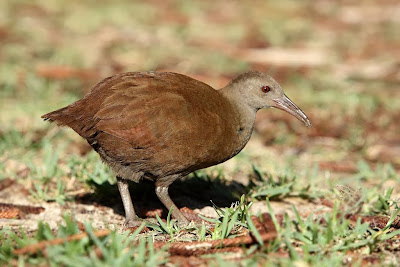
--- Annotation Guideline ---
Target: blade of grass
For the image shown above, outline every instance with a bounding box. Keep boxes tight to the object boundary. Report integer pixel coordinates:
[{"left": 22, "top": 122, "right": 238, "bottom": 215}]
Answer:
[
  {"left": 226, "top": 208, "right": 240, "bottom": 238},
  {"left": 200, "top": 222, "right": 206, "bottom": 241},
  {"left": 156, "top": 214, "right": 170, "bottom": 235},
  {"left": 383, "top": 209, "right": 400, "bottom": 231},
  {"left": 220, "top": 209, "right": 230, "bottom": 238},
  {"left": 266, "top": 198, "right": 281, "bottom": 234},
  {"left": 246, "top": 213, "right": 263, "bottom": 246}
]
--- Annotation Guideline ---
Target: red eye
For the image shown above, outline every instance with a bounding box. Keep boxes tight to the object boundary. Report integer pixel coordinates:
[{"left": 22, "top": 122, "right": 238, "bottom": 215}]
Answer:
[{"left": 261, "top": 86, "right": 271, "bottom": 93}]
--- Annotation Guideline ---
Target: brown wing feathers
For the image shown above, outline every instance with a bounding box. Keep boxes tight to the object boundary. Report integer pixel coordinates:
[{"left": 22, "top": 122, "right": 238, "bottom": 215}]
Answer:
[{"left": 41, "top": 72, "right": 240, "bottom": 178}]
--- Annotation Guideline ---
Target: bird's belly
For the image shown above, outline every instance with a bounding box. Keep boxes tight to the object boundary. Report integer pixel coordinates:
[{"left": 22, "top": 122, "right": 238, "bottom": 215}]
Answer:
[{"left": 150, "top": 123, "right": 252, "bottom": 176}]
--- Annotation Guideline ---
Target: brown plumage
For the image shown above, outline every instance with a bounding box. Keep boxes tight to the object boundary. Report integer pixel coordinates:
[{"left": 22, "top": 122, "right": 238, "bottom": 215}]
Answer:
[{"left": 42, "top": 71, "right": 311, "bottom": 226}]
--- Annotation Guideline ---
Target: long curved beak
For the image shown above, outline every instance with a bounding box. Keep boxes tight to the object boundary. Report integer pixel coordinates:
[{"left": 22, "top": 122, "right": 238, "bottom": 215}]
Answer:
[{"left": 273, "top": 94, "right": 311, "bottom": 127}]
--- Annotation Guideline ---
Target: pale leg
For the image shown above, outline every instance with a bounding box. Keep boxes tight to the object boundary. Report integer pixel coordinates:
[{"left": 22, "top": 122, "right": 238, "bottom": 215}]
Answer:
[
  {"left": 117, "top": 177, "right": 140, "bottom": 227},
  {"left": 155, "top": 181, "right": 189, "bottom": 225}
]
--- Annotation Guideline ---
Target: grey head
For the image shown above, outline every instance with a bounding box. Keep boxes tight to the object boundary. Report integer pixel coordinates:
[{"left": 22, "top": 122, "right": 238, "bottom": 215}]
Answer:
[{"left": 224, "top": 71, "right": 311, "bottom": 127}]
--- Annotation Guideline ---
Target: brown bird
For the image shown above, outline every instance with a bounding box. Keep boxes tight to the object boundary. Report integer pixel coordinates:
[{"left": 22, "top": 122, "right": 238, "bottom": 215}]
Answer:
[{"left": 42, "top": 71, "right": 311, "bottom": 226}]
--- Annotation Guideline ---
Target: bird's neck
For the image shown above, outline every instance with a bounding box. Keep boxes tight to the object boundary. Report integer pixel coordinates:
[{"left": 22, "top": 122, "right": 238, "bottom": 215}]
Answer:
[
  {"left": 218, "top": 85, "right": 257, "bottom": 146},
  {"left": 219, "top": 85, "right": 257, "bottom": 121}
]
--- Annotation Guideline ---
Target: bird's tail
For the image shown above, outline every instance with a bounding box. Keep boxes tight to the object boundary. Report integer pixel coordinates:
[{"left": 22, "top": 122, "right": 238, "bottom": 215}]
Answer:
[
  {"left": 41, "top": 104, "right": 85, "bottom": 133},
  {"left": 41, "top": 106, "right": 68, "bottom": 122},
  {"left": 41, "top": 101, "right": 96, "bottom": 139},
  {"left": 41, "top": 105, "right": 77, "bottom": 126}
]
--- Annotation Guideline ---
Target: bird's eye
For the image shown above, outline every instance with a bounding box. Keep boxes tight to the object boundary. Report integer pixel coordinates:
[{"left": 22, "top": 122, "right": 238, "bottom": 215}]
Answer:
[{"left": 261, "top": 86, "right": 271, "bottom": 93}]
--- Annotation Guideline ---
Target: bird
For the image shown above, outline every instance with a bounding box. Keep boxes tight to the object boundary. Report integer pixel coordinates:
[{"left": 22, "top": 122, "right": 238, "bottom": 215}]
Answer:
[{"left": 42, "top": 71, "right": 311, "bottom": 226}]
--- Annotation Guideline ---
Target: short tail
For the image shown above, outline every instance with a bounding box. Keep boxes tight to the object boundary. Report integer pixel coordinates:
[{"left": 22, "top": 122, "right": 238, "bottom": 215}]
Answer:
[
  {"left": 41, "top": 106, "right": 68, "bottom": 122},
  {"left": 41, "top": 102, "right": 96, "bottom": 139},
  {"left": 41, "top": 106, "right": 77, "bottom": 128}
]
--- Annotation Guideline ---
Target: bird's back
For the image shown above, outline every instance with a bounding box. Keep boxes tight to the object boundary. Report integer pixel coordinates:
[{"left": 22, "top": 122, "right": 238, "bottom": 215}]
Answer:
[{"left": 42, "top": 72, "right": 242, "bottom": 181}]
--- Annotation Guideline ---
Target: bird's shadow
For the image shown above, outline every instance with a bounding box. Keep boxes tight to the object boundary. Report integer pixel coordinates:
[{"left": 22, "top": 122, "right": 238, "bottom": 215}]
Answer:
[{"left": 75, "top": 172, "right": 248, "bottom": 219}]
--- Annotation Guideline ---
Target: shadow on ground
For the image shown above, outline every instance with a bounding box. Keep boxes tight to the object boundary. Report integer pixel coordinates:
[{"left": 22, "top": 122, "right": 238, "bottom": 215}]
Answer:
[{"left": 75, "top": 172, "right": 247, "bottom": 219}]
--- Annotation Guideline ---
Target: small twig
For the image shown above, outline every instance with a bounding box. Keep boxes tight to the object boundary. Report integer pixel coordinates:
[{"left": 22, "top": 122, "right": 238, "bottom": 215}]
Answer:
[
  {"left": 0, "top": 179, "right": 15, "bottom": 191},
  {"left": 153, "top": 213, "right": 277, "bottom": 256},
  {"left": 251, "top": 215, "right": 267, "bottom": 235},
  {"left": 0, "top": 206, "right": 23, "bottom": 219},
  {"left": 0, "top": 203, "right": 44, "bottom": 215},
  {"left": 13, "top": 229, "right": 110, "bottom": 255},
  {"left": 345, "top": 214, "right": 400, "bottom": 229},
  {"left": 65, "top": 188, "right": 88, "bottom": 197},
  {"left": 171, "top": 246, "right": 245, "bottom": 257},
  {"left": 159, "top": 232, "right": 277, "bottom": 256},
  {"left": 318, "top": 197, "right": 335, "bottom": 208},
  {"left": 0, "top": 203, "right": 45, "bottom": 219}
]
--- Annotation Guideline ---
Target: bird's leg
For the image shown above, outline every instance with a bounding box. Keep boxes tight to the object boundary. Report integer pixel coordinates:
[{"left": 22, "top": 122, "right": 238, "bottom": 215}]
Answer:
[
  {"left": 117, "top": 176, "right": 140, "bottom": 227},
  {"left": 155, "top": 179, "right": 189, "bottom": 225}
]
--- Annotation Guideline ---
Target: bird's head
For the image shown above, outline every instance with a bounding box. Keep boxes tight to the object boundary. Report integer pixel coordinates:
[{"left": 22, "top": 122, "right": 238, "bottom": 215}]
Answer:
[{"left": 227, "top": 71, "right": 311, "bottom": 127}]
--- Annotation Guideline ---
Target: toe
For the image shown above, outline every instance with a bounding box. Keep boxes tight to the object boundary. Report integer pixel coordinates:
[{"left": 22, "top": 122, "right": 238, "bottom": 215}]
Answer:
[{"left": 124, "top": 219, "right": 143, "bottom": 228}]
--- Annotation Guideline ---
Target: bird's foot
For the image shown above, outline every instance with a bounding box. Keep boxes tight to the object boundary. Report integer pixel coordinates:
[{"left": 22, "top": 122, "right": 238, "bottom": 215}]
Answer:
[
  {"left": 177, "top": 217, "right": 190, "bottom": 227},
  {"left": 123, "top": 218, "right": 143, "bottom": 229},
  {"left": 180, "top": 207, "right": 204, "bottom": 222}
]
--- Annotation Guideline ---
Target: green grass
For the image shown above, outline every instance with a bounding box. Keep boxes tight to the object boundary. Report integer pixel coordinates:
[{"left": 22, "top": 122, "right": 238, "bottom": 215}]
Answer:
[
  {"left": 1, "top": 195, "right": 399, "bottom": 266},
  {"left": 1, "top": 216, "right": 166, "bottom": 266},
  {"left": 1, "top": 164, "right": 399, "bottom": 265}
]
